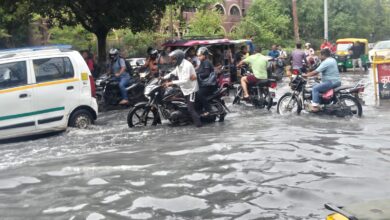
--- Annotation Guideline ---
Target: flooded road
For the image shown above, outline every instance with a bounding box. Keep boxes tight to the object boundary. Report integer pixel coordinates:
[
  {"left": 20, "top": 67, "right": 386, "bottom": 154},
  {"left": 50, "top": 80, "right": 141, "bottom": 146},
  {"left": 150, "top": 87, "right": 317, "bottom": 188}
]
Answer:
[{"left": 1, "top": 72, "right": 390, "bottom": 220}]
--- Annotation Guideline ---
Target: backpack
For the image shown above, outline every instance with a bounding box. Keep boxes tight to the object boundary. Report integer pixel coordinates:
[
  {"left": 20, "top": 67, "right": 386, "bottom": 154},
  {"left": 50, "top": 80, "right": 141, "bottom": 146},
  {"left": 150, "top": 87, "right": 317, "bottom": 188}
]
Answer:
[{"left": 117, "top": 57, "right": 133, "bottom": 75}]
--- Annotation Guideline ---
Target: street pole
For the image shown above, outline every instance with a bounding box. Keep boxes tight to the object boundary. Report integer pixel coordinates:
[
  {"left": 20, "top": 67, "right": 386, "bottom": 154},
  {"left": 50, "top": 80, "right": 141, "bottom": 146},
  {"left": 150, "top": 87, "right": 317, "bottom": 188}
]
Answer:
[
  {"left": 324, "top": 0, "right": 328, "bottom": 40},
  {"left": 170, "top": 3, "right": 174, "bottom": 40},
  {"left": 292, "top": 0, "right": 300, "bottom": 42}
]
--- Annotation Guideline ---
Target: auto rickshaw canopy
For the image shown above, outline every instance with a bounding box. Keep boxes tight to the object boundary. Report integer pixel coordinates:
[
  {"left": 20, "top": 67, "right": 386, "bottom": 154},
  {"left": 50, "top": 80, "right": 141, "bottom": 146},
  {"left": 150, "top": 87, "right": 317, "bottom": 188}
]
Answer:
[{"left": 336, "top": 38, "right": 369, "bottom": 56}]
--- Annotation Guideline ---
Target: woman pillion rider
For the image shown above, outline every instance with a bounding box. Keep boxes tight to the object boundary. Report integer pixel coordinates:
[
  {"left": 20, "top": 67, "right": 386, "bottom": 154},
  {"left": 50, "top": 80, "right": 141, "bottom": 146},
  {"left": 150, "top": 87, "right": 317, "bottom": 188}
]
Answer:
[{"left": 196, "top": 47, "right": 218, "bottom": 117}]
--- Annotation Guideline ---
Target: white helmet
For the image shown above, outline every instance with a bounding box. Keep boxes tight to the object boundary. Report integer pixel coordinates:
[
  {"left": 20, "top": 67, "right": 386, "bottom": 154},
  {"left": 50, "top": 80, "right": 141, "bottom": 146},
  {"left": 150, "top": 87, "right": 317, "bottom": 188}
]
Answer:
[{"left": 197, "top": 47, "right": 210, "bottom": 56}]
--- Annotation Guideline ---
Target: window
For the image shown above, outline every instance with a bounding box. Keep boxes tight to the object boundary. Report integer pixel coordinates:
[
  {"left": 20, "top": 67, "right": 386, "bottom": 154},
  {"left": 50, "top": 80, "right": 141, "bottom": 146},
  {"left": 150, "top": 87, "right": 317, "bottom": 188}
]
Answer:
[
  {"left": 0, "top": 61, "right": 27, "bottom": 90},
  {"left": 230, "top": 6, "right": 241, "bottom": 16},
  {"left": 215, "top": 4, "right": 225, "bottom": 15},
  {"left": 33, "top": 57, "right": 74, "bottom": 83}
]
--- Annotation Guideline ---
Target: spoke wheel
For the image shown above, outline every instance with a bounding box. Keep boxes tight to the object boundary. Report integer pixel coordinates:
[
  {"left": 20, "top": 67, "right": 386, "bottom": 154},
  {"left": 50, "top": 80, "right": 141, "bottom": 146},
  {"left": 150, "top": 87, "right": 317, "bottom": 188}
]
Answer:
[
  {"left": 277, "top": 93, "right": 302, "bottom": 115},
  {"left": 338, "top": 95, "right": 362, "bottom": 118},
  {"left": 127, "top": 105, "right": 158, "bottom": 128}
]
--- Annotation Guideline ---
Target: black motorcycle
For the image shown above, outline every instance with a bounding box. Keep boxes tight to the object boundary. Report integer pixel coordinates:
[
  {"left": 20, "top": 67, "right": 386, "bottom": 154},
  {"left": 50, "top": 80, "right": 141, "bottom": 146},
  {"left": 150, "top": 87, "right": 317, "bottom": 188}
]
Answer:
[
  {"left": 232, "top": 67, "right": 277, "bottom": 110},
  {"left": 276, "top": 72, "right": 364, "bottom": 117},
  {"left": 95, "top": 74, "right": 146, "bottom": 111},
  {"left": 127, "top": 78, "right": 229, "bottom": 127}
]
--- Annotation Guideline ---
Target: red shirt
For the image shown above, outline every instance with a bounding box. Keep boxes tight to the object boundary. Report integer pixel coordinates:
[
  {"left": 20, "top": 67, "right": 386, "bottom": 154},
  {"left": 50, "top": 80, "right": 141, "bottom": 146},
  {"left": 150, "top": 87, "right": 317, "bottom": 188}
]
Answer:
[
  {"left": 320, "top": 42, "right": 332, "bottom": 50},
  {"left": 85, "top": 59, "right": 94, "bottom": 72}
]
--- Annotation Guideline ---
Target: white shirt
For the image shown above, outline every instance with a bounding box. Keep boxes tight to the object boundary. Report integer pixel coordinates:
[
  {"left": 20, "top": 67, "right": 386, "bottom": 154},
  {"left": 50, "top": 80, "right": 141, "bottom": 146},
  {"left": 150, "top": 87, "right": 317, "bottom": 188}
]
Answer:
[{"left": 164, "top": 59, "right": 199, "bottom": 96}]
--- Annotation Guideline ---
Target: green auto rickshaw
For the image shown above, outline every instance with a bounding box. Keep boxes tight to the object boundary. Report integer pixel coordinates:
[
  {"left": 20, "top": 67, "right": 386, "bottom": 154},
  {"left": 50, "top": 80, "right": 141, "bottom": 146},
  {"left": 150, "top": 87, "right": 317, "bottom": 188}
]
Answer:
[{"left": 334, "top": 38, "right": 369, "bottom": 72}]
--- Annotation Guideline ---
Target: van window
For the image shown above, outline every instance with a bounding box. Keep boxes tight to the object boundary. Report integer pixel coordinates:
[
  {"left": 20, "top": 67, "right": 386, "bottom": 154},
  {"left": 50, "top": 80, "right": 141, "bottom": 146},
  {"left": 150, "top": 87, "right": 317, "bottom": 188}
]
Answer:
[
  {"left": 0, "top": 61, "right": 27, "bottom": 90},
  {"left": 33, "top": 57, "right": 74, "bottom": 83}
]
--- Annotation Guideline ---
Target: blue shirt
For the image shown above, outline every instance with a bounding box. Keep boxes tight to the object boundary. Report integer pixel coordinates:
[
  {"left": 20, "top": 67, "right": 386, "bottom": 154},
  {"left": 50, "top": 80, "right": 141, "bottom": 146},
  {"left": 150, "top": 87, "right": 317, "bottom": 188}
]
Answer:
[
  {"left": 268, "top": 50, "right": 280, "bottom": 59},
  {"left": 315, "top": 57, "right": 340, "bottom": 83},
  {"left": 246, "top": 41, "right": 255, "bottom": 55},
  {"left": 110, "top": 58, "right": 129, "bottom": 76}
]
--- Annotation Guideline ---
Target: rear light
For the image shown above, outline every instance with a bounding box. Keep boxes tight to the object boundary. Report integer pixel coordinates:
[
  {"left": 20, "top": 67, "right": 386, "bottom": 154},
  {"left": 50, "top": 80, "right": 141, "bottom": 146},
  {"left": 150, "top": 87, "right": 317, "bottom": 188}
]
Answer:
[
  {"left": 292, "top": 69, "right": 299, "bottom": 75},
  {"left": 270, "top": 81, "right": 277, "bottom": 89},
  {"left": 89, "top": 75, "right": 96, "bottom": 98}
]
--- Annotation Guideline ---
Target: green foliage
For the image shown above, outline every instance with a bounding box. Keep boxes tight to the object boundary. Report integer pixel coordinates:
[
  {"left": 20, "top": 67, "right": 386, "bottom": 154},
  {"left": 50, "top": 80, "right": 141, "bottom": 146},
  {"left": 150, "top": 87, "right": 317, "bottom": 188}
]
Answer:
[
  {"left": 187, "top": 10, "right": 224, "bottom": 37},
  {"left": 232, "top": 0, "right": 290, "bottom": 48},
  {"left": 0, "top": 2, "right": 31, "bottom": 48},
  {"left": 122, "top": 31, "right": 168, "bottom": 57},
  {"left": 48, "top": 25, "right": 95, "bottom": 51}
]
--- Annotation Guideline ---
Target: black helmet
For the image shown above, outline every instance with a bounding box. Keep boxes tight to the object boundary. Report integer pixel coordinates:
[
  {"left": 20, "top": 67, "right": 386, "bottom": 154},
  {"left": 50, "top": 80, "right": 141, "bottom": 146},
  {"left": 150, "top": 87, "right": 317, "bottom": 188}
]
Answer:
[
  {"left": 169, "top": 49, "right": 185, "bottom": 67},
  {"left": 109, "top": 48, "right": 119, "bottom": 60},
  {"left": 149, "top": 49, "right": 159, "bottom": 59}
]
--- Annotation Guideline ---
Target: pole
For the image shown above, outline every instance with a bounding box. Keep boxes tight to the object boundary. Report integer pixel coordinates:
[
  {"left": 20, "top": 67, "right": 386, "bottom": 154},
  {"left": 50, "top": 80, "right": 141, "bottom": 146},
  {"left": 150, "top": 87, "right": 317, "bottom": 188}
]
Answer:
[
  {"left": 170, "top": 3, "right": 174, "bottom": 40},
  {"left": 324, "top": 0, "right": 328, "bottom": 40},
  {"left": 292, "top": 0, "right": 300, "bottom": 42}
]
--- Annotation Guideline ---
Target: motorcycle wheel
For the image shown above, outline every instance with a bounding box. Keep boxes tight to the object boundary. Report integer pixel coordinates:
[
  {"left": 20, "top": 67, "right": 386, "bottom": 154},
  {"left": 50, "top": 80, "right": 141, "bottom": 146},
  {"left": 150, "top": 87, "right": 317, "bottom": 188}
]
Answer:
[
  {"left": 127, "top": 104, "right": 159, "bottom": 128},
  {"left": 338, "top": 95, "right": 362, "bottom": 117},
  {"left": 233, "top": 86, "right": 242, "bottom": 105},
  {"left": 277, "top": 93, "right": 302, "bottom": 115}
]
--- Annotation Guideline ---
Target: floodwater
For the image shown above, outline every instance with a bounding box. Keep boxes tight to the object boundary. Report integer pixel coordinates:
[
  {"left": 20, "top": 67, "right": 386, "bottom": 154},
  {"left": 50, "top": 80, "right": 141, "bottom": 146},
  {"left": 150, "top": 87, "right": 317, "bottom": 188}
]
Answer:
[{"left": 0, "top": 72, "right": 390, "bottom": 220}]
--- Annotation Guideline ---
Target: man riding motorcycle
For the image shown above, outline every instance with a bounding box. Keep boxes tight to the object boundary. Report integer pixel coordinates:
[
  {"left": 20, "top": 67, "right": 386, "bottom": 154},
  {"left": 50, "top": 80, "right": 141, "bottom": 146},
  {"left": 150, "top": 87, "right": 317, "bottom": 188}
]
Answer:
[
  {"left": 302, "top": 48, "right": 341, "bottom": 112},
  {"left": 163, "top": 49, "right": 202, "bottom": 127},
  {"left": 237, "top": 47, "right": 269, "bottom": 101},
  {"left": 107, "top": 48, "right": 132, "bottom": 105}
]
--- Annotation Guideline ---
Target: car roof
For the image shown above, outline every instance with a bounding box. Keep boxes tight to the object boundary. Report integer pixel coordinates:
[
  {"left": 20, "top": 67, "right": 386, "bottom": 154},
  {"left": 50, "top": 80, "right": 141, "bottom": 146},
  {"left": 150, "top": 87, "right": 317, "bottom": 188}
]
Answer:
[{"left": 0, "top": 45, "right": 75, "bottom": 60}]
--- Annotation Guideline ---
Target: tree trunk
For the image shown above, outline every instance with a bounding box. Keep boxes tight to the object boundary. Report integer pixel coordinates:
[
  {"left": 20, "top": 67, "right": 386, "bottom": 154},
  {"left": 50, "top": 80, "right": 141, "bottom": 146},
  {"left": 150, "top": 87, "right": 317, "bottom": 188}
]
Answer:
[
  {"left": 292, "top": 0, "right": 300, "bottom": 42},
  {"left": 95, "top": 30, "right": 108, "bottom": 76}
]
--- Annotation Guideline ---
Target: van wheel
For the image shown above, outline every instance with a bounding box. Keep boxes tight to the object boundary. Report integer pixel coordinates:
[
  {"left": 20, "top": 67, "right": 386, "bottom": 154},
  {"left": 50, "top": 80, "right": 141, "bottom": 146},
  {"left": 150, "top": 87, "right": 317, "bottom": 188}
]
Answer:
[{"left": 69, "top": 109, "right": 93, "bottom": 129}]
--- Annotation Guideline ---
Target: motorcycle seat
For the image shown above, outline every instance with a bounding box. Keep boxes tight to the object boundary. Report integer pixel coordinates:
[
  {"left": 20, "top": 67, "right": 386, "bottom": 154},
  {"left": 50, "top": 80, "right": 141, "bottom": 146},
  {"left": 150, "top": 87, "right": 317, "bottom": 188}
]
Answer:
[{"left": 334, "top": 85, "right": 353, "bottom": 92}]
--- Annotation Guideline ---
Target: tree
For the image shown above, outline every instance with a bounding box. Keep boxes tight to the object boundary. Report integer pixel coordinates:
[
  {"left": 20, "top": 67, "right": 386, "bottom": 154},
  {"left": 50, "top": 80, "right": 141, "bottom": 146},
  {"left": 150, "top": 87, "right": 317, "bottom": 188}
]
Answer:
[
  {"left": 3, "top": 0, "right": 176, "bottom": 68},
  {"left": 0, "top": 1, "right": 31, "bottom": 48},
  {"left": 187, "top": 10, "right": 224, "bottom": 37},
  {"left": 233, "top": 0, "right": 290, "bottom": 48},
  {"left": 292, "top": 0, "right": 300, "bottom": 42}
]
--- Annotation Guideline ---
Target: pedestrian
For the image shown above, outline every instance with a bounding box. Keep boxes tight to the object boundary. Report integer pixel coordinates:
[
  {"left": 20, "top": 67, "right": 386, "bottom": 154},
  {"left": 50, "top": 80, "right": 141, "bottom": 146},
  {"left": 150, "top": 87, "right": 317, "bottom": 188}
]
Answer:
[
  {"left": 320, "top": 39, "right": 332, "bottom": 50},
  {"left": 268, "top": 44, "right": 280, "bottom": 59},
  {"left": 290, "top": 43, "right": 307, "bottom": 73},
  {"left": 349, "top": 41, "right": 364, "bottom": 72},
  {"left": 246, "top": 35, "right": 255, "bottom": 55},
  {"left": 81, "top": 50, "right": 94, "bottom": 73}
]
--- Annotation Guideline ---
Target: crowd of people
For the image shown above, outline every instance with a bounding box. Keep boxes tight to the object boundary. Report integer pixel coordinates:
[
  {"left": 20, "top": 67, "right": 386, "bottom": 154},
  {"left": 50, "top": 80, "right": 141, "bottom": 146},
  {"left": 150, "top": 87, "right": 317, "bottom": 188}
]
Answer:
[{"left": 80, "top": 36, "right": 362, "bottom": 125}]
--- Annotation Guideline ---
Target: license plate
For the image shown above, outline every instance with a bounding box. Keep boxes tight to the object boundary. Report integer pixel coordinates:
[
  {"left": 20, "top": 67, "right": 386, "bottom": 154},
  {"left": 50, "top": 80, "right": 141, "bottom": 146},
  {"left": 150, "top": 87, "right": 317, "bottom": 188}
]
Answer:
[{"left": 269, "top": 89, "right": 276, "bottom": 98}]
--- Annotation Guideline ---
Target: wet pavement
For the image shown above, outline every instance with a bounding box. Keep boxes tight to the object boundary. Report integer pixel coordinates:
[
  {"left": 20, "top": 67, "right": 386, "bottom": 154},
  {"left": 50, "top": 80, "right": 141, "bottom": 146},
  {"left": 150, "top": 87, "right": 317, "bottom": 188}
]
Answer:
[{"left": 1, "top": 72, "right": 390, "bottom": 220}]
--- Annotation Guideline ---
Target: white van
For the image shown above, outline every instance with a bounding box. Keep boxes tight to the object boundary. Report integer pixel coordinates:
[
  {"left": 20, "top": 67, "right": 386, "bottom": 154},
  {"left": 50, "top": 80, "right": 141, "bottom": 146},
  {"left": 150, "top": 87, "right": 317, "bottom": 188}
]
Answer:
[{"left": 0, "top": 46, "right": 98, "bottom": 140}]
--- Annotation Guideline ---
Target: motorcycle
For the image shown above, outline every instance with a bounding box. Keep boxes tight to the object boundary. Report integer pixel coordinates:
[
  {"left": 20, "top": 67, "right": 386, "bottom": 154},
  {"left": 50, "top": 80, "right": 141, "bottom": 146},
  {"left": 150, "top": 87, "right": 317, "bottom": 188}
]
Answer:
[
  {"left": 276, "top": 70, "right": 364, "bottom": 117},
  {"left": 232, "top": 67, "right": 277, "bottom": 110},
  {"left": 127, "top": 78, "right": 229, "bottom": 127},
  {"left": 95, "top": 74, "right": 146, "bottom": 111}
]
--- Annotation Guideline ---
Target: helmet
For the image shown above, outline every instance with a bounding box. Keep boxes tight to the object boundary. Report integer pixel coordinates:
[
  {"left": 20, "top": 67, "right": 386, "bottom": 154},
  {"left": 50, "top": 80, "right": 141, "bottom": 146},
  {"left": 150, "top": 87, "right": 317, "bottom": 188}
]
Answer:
[
  {"left": 149, "top": 49, "right": 159, "bottom": 59},
  {"left": 197, "top": 47, "right": 210, "bottom": 56},
  {"left": 109, "top": 48, "right": 119, "bottom": 60},
  {"left": 305, "top": 43, "right": 311, "bottom": 47},
  {"left": 169, "top": 49, "right": 185, "bottom": 67}
]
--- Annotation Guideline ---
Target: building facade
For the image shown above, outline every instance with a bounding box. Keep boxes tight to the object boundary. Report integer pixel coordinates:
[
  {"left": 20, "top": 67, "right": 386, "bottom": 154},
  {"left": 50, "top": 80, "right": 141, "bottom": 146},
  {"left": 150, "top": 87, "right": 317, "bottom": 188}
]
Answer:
[{"left": 182, "top": 0, "right": 252, "bottom": 34}]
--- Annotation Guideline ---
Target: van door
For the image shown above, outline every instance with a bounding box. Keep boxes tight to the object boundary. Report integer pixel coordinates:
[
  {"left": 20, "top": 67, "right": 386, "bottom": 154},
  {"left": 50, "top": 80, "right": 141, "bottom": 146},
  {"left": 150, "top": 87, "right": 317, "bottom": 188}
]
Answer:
[
  {"left": 0, "top": 61, "right": 35, "bottom": 139},
  {"left": 32, "top": 56, "right": 78, "bottom": 131}
]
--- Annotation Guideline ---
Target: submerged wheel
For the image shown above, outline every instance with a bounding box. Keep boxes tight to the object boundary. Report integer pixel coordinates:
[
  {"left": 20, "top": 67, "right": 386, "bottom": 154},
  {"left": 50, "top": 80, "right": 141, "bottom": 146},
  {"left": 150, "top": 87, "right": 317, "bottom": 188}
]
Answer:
[
  {"left": 127, "top": 104, "right": 159, "bottom": 128},
  {"left": 69, "top": 109, "right": 93, "bottom": 129},
  {"left": 277, "top": 93, "right": 302, "bottom": 115},
  {"left": 338, "top": 95, "right": 362, "bottom": 117}
]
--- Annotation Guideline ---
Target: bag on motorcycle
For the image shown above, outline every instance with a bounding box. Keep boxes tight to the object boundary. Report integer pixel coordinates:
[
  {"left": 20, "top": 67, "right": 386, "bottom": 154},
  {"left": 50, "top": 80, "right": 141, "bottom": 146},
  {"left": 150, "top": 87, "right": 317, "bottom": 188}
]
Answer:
[
  {"left": 117, "top": 57, "right": 133, "bottom": 75},
  {"left": 198, "top": 72, "right": 217, "bottom": 87}
]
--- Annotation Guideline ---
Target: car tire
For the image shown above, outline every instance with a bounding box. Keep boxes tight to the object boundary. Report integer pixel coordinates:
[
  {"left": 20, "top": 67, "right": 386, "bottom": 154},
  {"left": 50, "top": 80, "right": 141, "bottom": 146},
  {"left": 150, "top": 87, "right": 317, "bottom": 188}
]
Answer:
[{"left": 69, "top": 109, "right": 93, "bottom": 129}]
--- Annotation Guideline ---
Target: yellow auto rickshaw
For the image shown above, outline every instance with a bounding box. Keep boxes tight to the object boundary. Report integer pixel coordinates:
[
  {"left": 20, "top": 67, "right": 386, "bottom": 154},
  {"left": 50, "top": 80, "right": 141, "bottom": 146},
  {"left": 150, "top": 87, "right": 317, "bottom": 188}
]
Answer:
[
  {"left": 334, "top": 38, "right": 369, "bottom": 72},
  {"left": 325, "top": 200, "right": 390, "bottom": 220}
]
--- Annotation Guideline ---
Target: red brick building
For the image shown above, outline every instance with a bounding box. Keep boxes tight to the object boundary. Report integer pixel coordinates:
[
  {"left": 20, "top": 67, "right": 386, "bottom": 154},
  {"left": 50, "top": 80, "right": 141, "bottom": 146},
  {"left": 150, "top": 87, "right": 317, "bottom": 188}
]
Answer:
[{"left": 182, "top": 0, "right": 252, "bottom": 34}]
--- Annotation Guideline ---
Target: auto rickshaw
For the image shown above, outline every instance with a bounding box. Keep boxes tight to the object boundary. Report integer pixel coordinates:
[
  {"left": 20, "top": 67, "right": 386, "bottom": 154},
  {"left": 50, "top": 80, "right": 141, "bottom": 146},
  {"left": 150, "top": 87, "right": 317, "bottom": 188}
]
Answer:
[
  {"left": 325, "top": 200, "right": 390, "bottom": 220},
  {"left": 334, "top": 38, "right": 369, "bottom": 72}
]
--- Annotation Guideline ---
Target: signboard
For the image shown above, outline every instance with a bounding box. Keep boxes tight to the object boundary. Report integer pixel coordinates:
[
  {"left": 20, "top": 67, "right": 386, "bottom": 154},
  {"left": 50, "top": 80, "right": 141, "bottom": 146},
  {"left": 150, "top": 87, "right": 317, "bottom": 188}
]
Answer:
[{"left": 377, "top": 63, "right": 390, "bottom": 99}]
